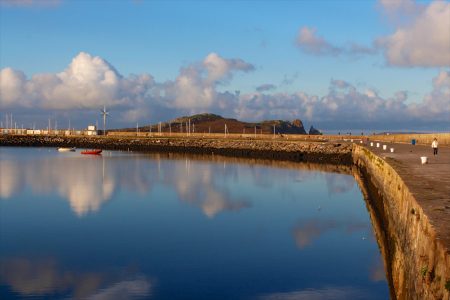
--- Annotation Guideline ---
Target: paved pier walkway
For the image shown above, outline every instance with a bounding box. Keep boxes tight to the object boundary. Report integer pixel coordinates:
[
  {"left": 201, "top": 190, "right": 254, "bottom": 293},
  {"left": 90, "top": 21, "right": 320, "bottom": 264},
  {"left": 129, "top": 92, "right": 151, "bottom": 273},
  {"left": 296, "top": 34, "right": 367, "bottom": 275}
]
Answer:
[{"left": 362, "top": 140, "right": 450, "bottom": 250}]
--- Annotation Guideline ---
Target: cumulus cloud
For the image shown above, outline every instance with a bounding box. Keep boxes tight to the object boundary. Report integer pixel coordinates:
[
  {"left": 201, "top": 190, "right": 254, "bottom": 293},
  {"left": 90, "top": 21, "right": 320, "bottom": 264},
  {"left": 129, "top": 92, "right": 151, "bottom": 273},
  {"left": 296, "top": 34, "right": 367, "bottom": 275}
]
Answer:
[
  {"left": 409, "top": 70, "right": 450, "bottom": 118},
  {"left": 1, "top": 51, "right": 448, "bottom": 129},
  {"left": 0, "top": 52, "right": 154, "bottom": 111},
  {"left": 0, "top": 68, "right": 28, "bottom": 107},
  {"left": 296, "top": 26, "right": 376, "bottom": 57},
  {"left": 296, "top": 27, "right": 341, "bottom": 56},
  {"left": 0, "top": 51, "right": 253, "bottom": 124},
  {"left": 377, "top": 1, "right": 450, "bottom": 67},
  {"left": 378, "top": 0, "right": 420, "bottom": 16},
  {"left": 297, "top": 1, "right": 450, "bottom": 67},
  {"left": 234, "top": 70, "right": 450, "bottom": 128},
  {"left": 163, "top": 52, "right": 254, "bottom": 111}
]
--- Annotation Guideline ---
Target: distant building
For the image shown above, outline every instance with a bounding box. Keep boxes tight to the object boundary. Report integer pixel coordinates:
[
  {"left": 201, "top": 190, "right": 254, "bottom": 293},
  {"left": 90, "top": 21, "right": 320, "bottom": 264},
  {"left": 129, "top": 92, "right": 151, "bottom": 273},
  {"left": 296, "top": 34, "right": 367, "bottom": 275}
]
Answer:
[{"left": 85, "top": 125, "right": 98, "bottom": 136}]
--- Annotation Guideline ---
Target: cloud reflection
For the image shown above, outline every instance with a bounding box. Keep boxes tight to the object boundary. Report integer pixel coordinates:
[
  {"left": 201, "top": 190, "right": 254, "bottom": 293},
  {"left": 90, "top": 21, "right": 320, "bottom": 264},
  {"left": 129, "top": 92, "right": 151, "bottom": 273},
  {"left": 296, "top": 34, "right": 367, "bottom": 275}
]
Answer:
[
  {"left": 0, "top": 160, "right": 20, "bottom": 198},
  {"left": 166, "top": 159, "right": 251, "bottom": 218},
  {"left": 23, "top": 156, "right": 116, "bottom": 217},
  {"left": 0, "top": 150, "right": 356, "bottom": 218},
  {"left": 258, "top": 286, "right": 370, "bottom": 300},
  {"left": 370, "top": 259, "right": 387, "bottom": 282},
  {"left": 324, "top": 173, "right": 355, "bottom": 194},
  {"left": 0, "top": 257, "right": 152, "bottom": 299},
  {"left": 292, "top": 219, "right": 369, "bottom": 249}
]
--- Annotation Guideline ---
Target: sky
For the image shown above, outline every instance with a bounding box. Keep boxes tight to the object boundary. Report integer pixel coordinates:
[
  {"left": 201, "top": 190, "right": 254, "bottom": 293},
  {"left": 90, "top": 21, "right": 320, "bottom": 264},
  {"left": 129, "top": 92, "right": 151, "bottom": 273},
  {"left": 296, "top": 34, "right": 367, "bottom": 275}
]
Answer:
[{"left": 0, "top": 0, "right": 449, "bottom": 132}]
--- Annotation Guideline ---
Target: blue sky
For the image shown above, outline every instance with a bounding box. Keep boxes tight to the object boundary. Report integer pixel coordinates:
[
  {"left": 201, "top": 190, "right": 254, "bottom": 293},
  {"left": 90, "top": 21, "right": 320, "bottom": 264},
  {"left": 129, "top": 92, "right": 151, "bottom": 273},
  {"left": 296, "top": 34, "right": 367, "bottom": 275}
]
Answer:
[{"left": 0, "top": 0, "right": 449, "bottom": 131}]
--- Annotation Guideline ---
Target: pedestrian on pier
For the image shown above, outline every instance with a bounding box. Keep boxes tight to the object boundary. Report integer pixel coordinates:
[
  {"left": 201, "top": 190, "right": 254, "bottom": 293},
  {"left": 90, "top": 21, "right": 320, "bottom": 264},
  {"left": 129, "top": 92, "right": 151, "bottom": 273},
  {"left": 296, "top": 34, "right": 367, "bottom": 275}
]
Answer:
[{"left": 431, "top": 138, "right": 438, "bottom": 156}]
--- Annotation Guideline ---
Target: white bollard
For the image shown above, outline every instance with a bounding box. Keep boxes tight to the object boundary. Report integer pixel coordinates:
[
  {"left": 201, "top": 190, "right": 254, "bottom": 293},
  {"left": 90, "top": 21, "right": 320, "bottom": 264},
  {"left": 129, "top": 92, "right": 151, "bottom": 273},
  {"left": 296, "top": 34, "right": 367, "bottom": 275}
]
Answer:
[
  {"left": 376, "top": 143, "right": 380, "bottom": 148},
  {"left": 360, "top": 140, "right": 363, "bottom": 144},
  {"left": 370, "top": 142, "right": 373, "bottom": 146},
  {"left": 420, "top": 157, "right": 428, "bottom": 164},
  {"left": 383, "top": 145, "right": 387, "bottom": 150},
  {"left": 351, "top": 139, "right": 353, "bottom": 142},
  {"left": 390, "top": 148, "right": 394, "bottom": 153}
]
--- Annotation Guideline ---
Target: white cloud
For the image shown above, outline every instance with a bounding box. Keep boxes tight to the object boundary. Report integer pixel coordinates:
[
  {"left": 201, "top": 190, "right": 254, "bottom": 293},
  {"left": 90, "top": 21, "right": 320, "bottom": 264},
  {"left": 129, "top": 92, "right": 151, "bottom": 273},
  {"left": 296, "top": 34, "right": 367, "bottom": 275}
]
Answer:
[
  {"left": 296, "top": 27, "right": 341, "bottom": 56},
  {"left": 163, "top": 52, "right": 254, "bottom": 110},
  {"left": 411, "top": 70, "right": 450, "bottom": 117},
  {"left": 1, "top": 51, "right": 448, "bottom": 129},
  {"left": 296, "top": 27, "right": 376, "bottom": 57},
  {"left": 234, "top": 70, "right": 449, "bottom": 127},
  {"left": 378, "top": 0, "right": 420, "bottom": 15},
  {"left": 0, "top": 52, "right": 155, "bottom": 111},
  {"left": 378, "top": 1, "right": 450, "bottom": 67},
  {"left": 203, "top": 52, "right": 254, "bottom": 83},
  {"left": 296, "top": 1, "right": 450, "bottom": 68},
  {"left": 0, "top": 68, "right": 27, "bottom": 107}
]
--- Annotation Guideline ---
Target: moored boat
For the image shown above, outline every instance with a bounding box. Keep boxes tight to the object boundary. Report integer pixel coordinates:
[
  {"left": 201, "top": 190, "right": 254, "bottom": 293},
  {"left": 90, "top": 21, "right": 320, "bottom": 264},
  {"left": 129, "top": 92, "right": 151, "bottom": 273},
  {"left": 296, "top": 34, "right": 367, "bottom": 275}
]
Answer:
[
  {"left": 81, "top": 149, "right": 102, "bottom": 155},
  {"left": 58, "top": 147, "right": 76, "bottom": 152}
]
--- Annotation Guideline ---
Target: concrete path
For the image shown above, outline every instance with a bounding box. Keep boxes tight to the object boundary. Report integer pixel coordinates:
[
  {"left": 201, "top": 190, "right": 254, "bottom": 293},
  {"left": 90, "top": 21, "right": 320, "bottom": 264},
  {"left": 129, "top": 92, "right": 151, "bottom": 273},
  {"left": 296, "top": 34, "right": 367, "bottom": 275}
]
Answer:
[{"left": 363, "top": 140, "right": 450, "bottom": 249}]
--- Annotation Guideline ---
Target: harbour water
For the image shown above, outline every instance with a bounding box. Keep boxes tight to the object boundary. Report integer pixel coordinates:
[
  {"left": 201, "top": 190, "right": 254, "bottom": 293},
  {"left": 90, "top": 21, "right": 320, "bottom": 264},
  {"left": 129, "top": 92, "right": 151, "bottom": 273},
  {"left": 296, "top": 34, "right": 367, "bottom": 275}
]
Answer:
[{"left": 0, "top": 147, "right": 389, "bottom": 299}]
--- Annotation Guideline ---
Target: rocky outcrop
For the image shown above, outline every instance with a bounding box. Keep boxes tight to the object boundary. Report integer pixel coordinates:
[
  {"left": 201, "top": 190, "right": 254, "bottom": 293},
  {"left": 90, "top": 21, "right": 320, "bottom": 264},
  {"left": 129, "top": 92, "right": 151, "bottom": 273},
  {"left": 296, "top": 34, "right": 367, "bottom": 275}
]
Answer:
[{"left": 309, "top": 125, "right": 322, "bottom": 135}]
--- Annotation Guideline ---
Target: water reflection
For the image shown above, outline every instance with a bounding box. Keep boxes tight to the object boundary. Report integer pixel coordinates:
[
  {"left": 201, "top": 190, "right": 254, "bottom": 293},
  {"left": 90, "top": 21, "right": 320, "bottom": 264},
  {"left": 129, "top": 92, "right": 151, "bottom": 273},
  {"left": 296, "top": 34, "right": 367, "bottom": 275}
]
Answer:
[
  {"left": 0, "top": 150, "right": 355, "bottom": 218},
  {"left": 0, "top": 257, "right": 151, "bottom": 299},
  {"left": 0, "top": 160, "right": 20, "bottom": 198},
  {"left": 370, "top": 259, "right": 387, "bottom": 282},
  {"left": 292, "top": 219, "right": 369, "bottom": 249},
  {"left": 0, "top": 148, "right": 390, "bottom": 299},
  {"left": 0, "top": 154, "right": 115, "bottom": 216},
  {"left": 258, "top": 286, "right": 371, "bottom": 300}
]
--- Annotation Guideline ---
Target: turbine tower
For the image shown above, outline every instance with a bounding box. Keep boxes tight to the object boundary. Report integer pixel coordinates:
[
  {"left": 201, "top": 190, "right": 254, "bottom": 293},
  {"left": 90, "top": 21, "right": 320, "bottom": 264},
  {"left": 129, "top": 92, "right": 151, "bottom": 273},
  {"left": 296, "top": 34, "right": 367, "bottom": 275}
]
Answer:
[{"left": 100, "top": 106, "right": 109, "bottom": 135}]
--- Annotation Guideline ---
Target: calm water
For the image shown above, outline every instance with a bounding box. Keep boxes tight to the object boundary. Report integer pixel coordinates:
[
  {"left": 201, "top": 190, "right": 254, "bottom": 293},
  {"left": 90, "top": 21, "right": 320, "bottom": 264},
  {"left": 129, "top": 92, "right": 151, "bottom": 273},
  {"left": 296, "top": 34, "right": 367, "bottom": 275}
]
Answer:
[{"left": 0, "top": 147, "right": 389, "bottom": 299}]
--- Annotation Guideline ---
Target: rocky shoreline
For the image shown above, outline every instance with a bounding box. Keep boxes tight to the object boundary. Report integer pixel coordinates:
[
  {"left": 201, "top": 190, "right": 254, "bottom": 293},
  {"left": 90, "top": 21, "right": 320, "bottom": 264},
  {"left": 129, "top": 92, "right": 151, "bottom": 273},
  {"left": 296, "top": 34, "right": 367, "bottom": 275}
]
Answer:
[{"left": 0, "top": 135, "right": 353, "bottom": 164}]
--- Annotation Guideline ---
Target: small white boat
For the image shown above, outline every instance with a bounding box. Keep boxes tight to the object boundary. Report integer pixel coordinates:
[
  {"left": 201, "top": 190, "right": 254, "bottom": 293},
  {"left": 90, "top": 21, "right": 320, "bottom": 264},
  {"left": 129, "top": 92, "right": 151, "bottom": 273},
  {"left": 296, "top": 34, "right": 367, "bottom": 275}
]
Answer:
[{"left": 57, "top": 147, "right": 76, "bottom": 152}]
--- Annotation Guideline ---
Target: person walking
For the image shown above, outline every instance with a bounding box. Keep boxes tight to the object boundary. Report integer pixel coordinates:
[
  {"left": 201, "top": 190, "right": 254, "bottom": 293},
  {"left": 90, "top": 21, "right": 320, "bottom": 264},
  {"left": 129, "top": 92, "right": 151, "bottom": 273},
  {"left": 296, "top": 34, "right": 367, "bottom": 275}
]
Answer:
[{"left": 431, "top": 138, "right": 438, "bottom": 156}]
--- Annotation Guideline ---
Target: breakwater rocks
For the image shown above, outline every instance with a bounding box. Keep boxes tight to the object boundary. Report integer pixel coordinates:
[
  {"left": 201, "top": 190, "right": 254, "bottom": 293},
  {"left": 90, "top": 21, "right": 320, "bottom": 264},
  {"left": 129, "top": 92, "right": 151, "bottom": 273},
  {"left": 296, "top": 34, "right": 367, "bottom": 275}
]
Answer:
[{"left": 0, "top": 135, "right": 353, "bottom": 164}]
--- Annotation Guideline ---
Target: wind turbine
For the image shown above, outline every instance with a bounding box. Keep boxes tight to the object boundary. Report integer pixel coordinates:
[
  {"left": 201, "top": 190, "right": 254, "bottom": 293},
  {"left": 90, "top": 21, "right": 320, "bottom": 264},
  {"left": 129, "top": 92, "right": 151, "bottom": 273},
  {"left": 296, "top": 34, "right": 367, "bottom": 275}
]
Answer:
[{"left": 100, "top": 106, "right": 109, "bottom": 135}]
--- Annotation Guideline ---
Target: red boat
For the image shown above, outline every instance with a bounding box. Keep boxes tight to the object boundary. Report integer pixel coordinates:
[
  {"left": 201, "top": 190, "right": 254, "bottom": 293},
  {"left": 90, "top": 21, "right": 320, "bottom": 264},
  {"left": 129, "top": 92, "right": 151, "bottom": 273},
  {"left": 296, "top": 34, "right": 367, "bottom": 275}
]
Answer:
[{"left": 81, "top": 149, "right": 102, "bottom": 155}]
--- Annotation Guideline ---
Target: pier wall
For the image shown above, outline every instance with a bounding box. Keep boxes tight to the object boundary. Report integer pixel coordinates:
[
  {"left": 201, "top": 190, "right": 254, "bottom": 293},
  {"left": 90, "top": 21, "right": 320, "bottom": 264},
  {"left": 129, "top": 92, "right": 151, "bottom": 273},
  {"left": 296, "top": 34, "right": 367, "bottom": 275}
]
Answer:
[
  {"left": 369, "top": 133, "right": 450, "bottom": 146},
  {"left": 353, "top": 144, "right": 450, "bottom": 300},
  {"left": 0, "top": 135, "right": 352, "bottom": 165}
]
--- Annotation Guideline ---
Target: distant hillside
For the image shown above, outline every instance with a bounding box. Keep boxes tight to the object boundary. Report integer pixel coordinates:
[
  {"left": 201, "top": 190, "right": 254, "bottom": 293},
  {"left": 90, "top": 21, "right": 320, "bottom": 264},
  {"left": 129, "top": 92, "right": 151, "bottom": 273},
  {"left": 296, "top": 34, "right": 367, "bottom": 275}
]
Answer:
[{"left": 116, "top": 113, "right": 308, "bottom": 134}]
